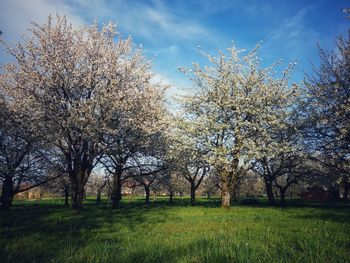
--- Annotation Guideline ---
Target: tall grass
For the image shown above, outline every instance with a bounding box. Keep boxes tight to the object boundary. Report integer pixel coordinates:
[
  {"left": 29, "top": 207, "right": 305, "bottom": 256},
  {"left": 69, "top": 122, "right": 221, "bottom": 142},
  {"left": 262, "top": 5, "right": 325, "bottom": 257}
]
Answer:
[{"left": 0, "top": 197, "right": 349, "bottom": 262}]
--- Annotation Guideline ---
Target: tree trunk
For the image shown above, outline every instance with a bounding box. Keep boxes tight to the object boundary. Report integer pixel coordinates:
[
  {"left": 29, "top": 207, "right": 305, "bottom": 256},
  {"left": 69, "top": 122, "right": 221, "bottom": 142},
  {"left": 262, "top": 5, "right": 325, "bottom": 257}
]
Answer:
[
  {"left": 69, "top": 162, "right": 93, "bottom": 210},
  {"left": 153, "top": 190, "right": 157, "bottom": 201},
  {"left": 111, "top": 172, "right": 122, "bottom": 209},
  {"left": 70, "top": 176, "right": 85, "bottom": 210},
  {"left": 221, "top": 158, "right": 239, "bottom": 208},
  {"left": 280, "top": 188, "right": 287, "bottom": 206},
  {"left": 1, "top": 176, "right": 14, "bottom": 210},
  {"left": 221, "top": 179, "right": 230, "bottom": 208},
  {"left": 329, "top": 184, "right": 340, "bottom": 201},
  {"left": 207, "top": 191, "right": 211, "bottom": 199},
  {"left": 343, "top": 180, "right": 349, "bottom": 201},
  {"left": 64, "top": 186, "right": 69, "bottom": 206},
  {"left": 96, "top": 190, "right": 102, "bottom": 205},
  {"left": 190, "top": 181, "right": 196, "bottom": 206},
  {"left": 145, "top": 185, "right": 150, "bottom": 207},
  {"left": 169, "top": 190, "right": 174, "bottom": 203},
  {"left": 265, "top": 180, "right": 275, "bottom": 205},
  {"left": 131, "top": 186, "right": 136, "bottom": 199}
]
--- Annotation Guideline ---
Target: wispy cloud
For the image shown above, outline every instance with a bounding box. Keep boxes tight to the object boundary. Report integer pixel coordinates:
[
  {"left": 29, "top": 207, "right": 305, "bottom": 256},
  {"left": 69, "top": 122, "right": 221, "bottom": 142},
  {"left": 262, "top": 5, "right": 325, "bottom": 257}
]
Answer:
[
  {"left": 269, "top": 5, "right": 316, "bottom": 43},
  {"left": 187, "top": 0, "right": 273, "bottom": 17},
  {"left": 0, "top": 0, "right": 84, "bottom": 42},
  {"left": 61, "top": 0, "right": 218, "bottom": 45},
  {"left": 0, "top": 0, "right": 85, "bottom": 63},
  {"left": 260, "top": 4, "right": 320, "bottom": 81}
]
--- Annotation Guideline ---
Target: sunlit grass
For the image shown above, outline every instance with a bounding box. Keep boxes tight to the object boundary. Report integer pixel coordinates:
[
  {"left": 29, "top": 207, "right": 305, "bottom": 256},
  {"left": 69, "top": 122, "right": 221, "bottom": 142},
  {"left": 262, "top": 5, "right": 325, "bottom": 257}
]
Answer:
[{"left": 1, "top": 197, "right": 349, "bottom": 262}]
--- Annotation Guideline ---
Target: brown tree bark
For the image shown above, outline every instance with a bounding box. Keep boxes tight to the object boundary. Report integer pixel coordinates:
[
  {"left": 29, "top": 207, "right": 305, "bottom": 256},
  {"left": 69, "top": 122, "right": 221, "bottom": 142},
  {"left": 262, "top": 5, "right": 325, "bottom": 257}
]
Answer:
[
  {"left": 70, "top": 174, "right": 85, "bottom": 210},
  {"left": 221, "top": 179, "right": 231, "bottom": 208},
  {"left": 221, "top": 158, "right": 239, "bottom": 208}
]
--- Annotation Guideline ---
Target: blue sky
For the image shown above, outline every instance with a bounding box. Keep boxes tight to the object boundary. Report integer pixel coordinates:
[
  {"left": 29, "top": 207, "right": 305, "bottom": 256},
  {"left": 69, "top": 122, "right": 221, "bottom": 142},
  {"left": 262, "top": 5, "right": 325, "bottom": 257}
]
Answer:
[{"left": 0, "top": 0, "right": 349, "bottom": 97}]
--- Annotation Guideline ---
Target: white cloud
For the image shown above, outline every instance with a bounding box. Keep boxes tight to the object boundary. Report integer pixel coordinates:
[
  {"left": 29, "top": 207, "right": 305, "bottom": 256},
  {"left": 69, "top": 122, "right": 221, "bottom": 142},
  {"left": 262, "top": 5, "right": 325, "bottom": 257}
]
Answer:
[
  {"left": 60, "top": 0, "right": 219, "bottom": 45},
  {"left": 0, "top": 0, "right": 84, "bottom": 42},
  {"left": 142, "top": 6, "right": 211, "bottom": 41},
  {"left": 0, "top": 0, "right": 86, "bottom": 63}
]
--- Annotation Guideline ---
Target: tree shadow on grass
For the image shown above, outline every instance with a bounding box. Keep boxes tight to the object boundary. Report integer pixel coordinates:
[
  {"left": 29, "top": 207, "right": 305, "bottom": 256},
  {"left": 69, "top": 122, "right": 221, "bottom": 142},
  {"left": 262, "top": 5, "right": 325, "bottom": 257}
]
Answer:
[
  {"left": 232, "top": 198, "right": 350, "bottom": 209},
  {"left": 289, "top": 208, "right": 350, "bottom": 224},
  {"left": 0, "top": 202, "right": 172, "bottom": 263},
  {"left": 145, "top": 197, "right": 222, "bottom": 208},
  {"left": 229, "top": 199, "right": 350, "bottom": 224}
]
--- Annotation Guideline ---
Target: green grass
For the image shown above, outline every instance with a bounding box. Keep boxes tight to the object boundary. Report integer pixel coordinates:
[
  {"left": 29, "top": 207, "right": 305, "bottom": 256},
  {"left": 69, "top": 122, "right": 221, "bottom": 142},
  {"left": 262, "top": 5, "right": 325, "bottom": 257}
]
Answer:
[{"left": 1, "top": 197, "right": 349, "bottom": 263}]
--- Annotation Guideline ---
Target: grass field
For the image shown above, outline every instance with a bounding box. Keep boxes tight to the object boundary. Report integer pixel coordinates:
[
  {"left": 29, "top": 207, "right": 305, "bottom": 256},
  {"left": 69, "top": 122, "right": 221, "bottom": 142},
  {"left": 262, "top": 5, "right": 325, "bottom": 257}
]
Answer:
[{"left": 0, "top": 197, "right": 349, "bottom": 263}]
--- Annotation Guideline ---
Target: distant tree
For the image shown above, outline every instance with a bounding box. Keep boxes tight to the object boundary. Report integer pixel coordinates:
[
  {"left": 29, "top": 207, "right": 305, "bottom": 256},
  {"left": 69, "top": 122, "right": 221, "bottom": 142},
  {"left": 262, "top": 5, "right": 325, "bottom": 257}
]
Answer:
[
  {"left": 251, "top": 118, "right": 302, "bottom": 205},
  {"left": 131, "top": 154, "right": 167, "bottom": 206},
  {"left": 233, "top": 170, "right": 261, "bottom": 198},
  {"left": 179, "top": 43, "right": 298, "bottom": 207},
  {"left": 42, "top": 170, "right": 70, "bottom": 206},
  {"left": 256, "top": 155, "right": 304, "bottom": 205},
  {"left": 100, "top": 134, "right": 138, "bottom": 208},
  {"left": 201, "top": 171, "right": 221, "bottom": 199},
  {"left": 166, "top": 121, "right": 210, "bottom": 205},
  {"left": 0, "top": 15, "right": 166, "bottom": 209},
  {"left": 86, "top": 172, "right": 107, "bottom": 204},
  {"left": 303, "top": 34, "right": 350, "bottom": 201},
  {"left": 160, "top": 171, "right": 188, "bottom": 203},
  {"left": 101, "top": 119, "right": 167, "bottom": 208}
]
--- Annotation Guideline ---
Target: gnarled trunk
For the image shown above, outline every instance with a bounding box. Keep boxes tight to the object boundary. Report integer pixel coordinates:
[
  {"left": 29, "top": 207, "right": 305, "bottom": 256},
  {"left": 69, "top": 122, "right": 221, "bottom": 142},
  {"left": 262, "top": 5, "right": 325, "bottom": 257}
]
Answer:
[
  {"left": 111, "top": 172, "right": 122, "bottom": 208},
  {"left": 1, "top": 177, "right": 14, "bottom": 210},
  {"left": 221, "top": 180, "right": 230, "bottom": 208},
  {"left": 66, "top": 149, "right": 94, "bottom": 210},
  {"left": 70, "top": 175, "right": 85, "bottom": 210},
  {"left": 221, "top": 158, "right": 239, "bottom": 208}
]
